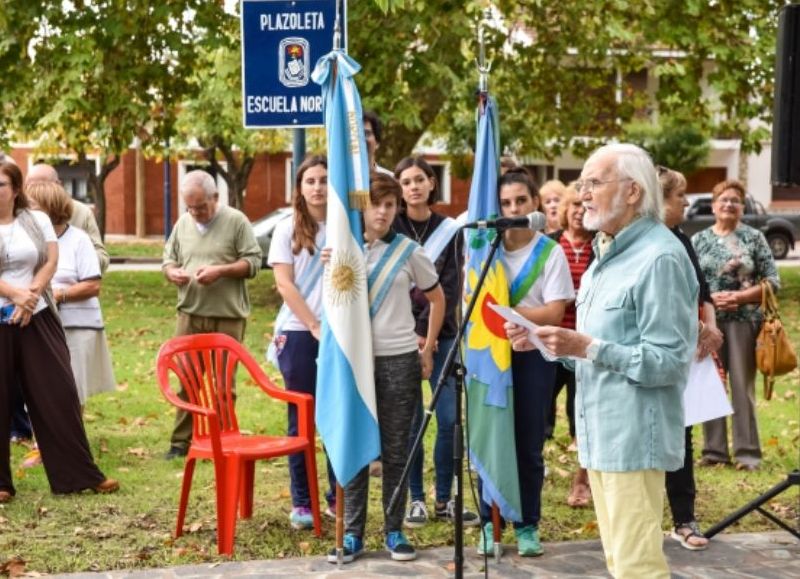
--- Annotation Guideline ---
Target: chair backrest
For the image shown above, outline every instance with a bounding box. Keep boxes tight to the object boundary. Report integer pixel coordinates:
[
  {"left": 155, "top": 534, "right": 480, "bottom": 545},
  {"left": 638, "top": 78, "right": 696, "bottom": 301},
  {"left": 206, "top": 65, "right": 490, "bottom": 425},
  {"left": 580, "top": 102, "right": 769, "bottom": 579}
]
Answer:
[{"left": 156, "top": 333, "right": 248, "bottom": 440}]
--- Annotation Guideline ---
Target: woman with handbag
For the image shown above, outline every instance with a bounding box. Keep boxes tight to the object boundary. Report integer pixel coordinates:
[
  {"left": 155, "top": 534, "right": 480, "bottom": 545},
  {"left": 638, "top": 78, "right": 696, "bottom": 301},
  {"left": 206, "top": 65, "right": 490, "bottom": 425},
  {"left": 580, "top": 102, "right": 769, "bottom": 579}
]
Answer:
[{"left": 691, "top": 179, "right": 780, "bottom": 472}]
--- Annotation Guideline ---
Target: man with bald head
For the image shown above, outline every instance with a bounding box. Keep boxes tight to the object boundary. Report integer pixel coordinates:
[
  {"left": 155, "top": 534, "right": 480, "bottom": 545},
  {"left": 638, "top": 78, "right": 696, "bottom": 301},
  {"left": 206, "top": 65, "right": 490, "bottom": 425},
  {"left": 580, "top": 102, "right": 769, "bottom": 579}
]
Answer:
[
  {"left": 161, "top": 170, "right": 261, "bottom": 459},
  {"left": 507, "top": 144, "right": 698, "bottom": 578},
  {"left": 26, "top": 163, "right": 109, "bottom": 274}
]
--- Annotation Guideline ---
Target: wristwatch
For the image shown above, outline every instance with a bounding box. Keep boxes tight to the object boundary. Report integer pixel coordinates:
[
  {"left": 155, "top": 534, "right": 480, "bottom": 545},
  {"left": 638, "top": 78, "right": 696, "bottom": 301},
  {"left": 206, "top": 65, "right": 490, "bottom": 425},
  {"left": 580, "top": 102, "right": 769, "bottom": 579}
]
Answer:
[{"left": 585, "top": 338, "right": 602, "bottom": 361}]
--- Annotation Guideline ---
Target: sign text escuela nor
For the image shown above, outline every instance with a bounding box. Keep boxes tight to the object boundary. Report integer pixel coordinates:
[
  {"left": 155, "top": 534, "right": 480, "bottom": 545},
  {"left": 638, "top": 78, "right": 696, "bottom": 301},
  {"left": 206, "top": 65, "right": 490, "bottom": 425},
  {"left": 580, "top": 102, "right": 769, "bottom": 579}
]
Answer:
[{"left": 241, "top": 0, "right": 346, "bottom": 128}]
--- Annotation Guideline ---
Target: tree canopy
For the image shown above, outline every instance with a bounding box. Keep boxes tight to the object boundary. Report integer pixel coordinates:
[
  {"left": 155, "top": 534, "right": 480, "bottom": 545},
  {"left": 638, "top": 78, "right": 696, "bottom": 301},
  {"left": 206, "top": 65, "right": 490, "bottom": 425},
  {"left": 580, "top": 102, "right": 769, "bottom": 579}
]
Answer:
[{"left": 0, "top": 0, "right": 788, "bottom": 222}]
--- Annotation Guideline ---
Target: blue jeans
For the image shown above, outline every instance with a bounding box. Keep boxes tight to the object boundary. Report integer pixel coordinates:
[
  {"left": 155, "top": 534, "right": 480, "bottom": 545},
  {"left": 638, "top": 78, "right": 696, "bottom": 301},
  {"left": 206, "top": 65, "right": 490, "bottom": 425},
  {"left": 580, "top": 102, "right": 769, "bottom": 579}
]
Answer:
[
  {"left": 277, "top": 330, "right": 336, "bottom": 508},
  {"left": 479, "top": 349, "right": 554, "bottom": 528},
  {"left": 408, "top": 336, "right": 457, "bottom": 504}
]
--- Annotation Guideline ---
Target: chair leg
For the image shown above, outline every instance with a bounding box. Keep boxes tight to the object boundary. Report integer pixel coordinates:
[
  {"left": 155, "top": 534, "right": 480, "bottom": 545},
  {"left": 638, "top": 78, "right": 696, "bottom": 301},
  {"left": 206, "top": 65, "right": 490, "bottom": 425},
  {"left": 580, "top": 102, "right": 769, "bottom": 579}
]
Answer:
[
  {"left": 240, "top": 461, "right": 255, "bottom": 519},
  {"left": 304, "top": 445, "right": 322, "bottom": 538},
  {"left": 175, "top": 458, "right": 197, "bottom": 538},
  {"left": 217, "top": 455, "right": 241, "bottom": 556}
]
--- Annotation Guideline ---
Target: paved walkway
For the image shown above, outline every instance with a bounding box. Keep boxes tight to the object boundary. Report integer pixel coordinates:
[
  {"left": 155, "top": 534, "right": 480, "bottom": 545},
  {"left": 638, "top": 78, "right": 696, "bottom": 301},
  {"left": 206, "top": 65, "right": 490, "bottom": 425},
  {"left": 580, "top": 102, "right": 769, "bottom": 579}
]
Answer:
[{"left": 52, "top": 531, "right": 799, "bottom": 578}]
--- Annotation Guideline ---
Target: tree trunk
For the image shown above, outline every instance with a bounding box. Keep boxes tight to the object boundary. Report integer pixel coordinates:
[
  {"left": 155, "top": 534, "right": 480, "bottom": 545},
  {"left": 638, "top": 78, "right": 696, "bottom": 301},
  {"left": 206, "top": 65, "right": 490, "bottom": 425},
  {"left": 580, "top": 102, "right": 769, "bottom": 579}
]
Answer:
[
  {"left": 203, "top": 140, "right": 255, "bottom": 211},
  {"left": 82, "top": 151, "right": 121, "bottom": 239}
]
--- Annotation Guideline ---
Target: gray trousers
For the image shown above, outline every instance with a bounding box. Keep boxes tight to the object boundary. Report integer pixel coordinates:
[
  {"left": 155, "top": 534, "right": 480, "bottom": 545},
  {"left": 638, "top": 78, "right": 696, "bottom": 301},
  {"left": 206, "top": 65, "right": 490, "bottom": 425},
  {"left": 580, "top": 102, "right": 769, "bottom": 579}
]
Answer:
[
  {"left": 345, "top": 350, "right": 421, "bottom": 538},
  {"left": 702, "top": 319, "right": 762, "bottom": 466}
]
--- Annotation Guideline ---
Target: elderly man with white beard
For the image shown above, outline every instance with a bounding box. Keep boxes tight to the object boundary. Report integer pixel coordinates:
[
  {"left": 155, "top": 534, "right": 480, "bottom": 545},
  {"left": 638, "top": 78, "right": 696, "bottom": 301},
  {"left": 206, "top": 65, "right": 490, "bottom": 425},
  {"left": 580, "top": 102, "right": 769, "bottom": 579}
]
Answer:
[{"left": 506, "top": 144, "right": 698, "bottom": 578}]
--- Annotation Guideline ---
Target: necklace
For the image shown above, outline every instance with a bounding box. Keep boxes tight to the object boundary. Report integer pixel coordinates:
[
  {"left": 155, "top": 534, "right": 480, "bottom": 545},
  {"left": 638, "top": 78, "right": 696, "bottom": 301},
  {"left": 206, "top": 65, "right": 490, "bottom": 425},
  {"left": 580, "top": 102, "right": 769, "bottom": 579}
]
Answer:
[
  {"left": 564, "top": 233, "right": 591, "bottom": 263},
  {"left": 406, "top": 214, "right": 432, "bottom": 243}
]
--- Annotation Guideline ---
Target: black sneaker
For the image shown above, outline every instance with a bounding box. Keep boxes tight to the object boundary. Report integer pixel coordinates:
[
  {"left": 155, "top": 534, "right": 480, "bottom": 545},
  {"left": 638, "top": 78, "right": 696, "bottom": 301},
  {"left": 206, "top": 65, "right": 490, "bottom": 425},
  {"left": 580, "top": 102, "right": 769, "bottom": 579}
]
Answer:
[
  {"left": 435, "top": 499, "right": 480, "bottom": 527},
  {"left": 385, "top": 530, "right": 416, "bottom": 561},
  {"left": 164, "top": 445, "right": 188, "bottom": 460}
]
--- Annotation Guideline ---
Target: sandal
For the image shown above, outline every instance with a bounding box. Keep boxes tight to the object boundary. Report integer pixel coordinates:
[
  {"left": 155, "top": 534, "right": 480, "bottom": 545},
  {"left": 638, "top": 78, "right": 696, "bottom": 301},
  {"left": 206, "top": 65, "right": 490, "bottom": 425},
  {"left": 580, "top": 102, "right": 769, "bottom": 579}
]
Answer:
[
  {"left": 671, "top": 521, "right": 709, "bottom": 551},
  {"left": 566, "top": 481, "right": 591, "bottom": 508}
]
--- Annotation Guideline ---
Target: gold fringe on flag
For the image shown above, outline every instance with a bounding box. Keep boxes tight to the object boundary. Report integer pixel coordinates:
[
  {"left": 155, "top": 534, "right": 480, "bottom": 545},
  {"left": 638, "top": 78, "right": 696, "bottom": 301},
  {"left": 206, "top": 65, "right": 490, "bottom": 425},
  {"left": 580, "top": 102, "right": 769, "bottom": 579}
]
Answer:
[{"left": 349, "top": 190, "right": 370, "bottom": 211}]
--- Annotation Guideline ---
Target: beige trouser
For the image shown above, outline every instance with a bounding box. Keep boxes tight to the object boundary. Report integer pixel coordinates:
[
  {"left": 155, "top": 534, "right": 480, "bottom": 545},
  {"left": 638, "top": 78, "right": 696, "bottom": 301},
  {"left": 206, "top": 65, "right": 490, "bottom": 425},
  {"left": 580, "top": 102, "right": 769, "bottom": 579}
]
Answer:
[
  {"left": 588, "top": 469, "right": 669, "bottom": 579},
  {"left": 702, "top": 319, "right": 762, "bottom": 466},
  {"left": 169, "top": 313, "right": 247, "bottom": 449}
]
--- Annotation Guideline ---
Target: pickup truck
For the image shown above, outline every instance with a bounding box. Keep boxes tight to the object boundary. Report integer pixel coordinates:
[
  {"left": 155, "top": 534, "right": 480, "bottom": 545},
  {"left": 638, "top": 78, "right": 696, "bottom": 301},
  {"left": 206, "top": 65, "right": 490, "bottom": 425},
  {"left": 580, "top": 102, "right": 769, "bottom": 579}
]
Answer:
[{"left": 682, "top": 193, "right": 799, "bottom": 259}]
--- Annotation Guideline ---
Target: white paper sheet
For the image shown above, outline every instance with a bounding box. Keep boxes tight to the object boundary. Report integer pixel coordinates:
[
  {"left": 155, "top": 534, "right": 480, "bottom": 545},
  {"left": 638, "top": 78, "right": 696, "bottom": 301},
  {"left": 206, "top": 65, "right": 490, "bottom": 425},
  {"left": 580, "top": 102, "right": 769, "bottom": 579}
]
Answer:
[
  {"left": 486, "top": 302, "right": 560, "bottom": 360},
  {"left": 683, "top": 356, "right": 733, "bottom": 427}
]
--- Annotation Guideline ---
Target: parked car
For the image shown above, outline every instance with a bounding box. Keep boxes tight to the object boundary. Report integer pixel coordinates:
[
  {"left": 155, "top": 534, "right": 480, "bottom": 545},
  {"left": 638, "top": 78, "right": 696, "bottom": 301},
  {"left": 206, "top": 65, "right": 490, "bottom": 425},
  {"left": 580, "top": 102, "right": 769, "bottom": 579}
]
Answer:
[
  {"left": 682, "top": 193, "right": 799, "bottom": 260},
  {"left": 252, "top": 207, "right": 293, "bottom": 268}
]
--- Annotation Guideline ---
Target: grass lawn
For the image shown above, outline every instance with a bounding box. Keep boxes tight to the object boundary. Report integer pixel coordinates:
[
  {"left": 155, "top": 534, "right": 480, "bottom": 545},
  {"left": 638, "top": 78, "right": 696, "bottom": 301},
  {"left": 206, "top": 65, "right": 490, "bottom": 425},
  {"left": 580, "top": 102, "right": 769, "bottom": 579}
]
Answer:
[
  {"left": 106, "top": 240, "right": 164, "bottom": 259},
  {"left": 1, "top": 268, "right": 798, "bottom": 574}
]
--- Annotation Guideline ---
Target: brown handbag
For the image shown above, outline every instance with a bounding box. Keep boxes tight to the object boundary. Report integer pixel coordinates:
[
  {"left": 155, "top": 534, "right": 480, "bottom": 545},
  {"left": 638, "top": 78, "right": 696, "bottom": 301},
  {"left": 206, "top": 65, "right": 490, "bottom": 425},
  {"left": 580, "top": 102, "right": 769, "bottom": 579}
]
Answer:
[{"left": 755, "top": 280, "right": 798, "bottom": 400}]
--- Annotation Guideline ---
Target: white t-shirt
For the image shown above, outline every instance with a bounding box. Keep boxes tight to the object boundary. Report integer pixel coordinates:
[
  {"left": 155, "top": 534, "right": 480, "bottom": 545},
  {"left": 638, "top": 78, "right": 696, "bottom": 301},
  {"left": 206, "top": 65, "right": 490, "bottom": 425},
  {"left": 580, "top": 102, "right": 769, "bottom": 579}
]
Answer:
[
  {"left": 0, "top": 210, "right": 57, "bottom": 314},
  {"left": 366, "top": 236, "right": 439, "bottom": 357},
  {"left": 267, "top": 217, "right": 325, "bottom": 332},
  {"left": 502, "top": 232, "right": 575, "bottom": 308},
  {"left": 52, "top": 225, "right": 104, "bottom": 329}
]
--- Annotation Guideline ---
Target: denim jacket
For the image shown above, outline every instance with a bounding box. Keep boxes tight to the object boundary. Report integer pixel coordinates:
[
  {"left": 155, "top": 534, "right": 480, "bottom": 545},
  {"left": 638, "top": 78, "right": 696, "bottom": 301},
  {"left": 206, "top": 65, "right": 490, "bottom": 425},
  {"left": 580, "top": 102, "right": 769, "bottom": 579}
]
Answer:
[{"left": 573, "top": 218, "right": 699, "bottom": 472}]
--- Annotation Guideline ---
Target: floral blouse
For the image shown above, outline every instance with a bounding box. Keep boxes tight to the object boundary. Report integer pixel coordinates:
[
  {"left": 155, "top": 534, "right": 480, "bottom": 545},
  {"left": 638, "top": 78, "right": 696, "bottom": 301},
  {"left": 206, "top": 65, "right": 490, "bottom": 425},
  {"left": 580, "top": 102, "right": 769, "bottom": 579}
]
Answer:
[{"left": 691, "top": 223, "right": 780, "bottom": 323}]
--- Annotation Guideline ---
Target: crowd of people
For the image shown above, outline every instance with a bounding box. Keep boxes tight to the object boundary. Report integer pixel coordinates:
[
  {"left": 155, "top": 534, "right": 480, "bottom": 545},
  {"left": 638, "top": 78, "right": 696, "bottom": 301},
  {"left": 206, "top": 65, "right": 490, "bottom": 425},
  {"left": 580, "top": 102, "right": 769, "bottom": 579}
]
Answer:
[{"left": 0, "top": 110, "right": 783, "bottom": 578}]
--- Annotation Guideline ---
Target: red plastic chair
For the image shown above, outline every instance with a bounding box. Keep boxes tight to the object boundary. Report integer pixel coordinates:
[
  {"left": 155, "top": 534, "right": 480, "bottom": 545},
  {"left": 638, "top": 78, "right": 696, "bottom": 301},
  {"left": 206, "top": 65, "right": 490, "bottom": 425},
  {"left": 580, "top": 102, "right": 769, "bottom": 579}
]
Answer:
[{"left": 156, "top": 333, "right": 322, "bottom": 555}]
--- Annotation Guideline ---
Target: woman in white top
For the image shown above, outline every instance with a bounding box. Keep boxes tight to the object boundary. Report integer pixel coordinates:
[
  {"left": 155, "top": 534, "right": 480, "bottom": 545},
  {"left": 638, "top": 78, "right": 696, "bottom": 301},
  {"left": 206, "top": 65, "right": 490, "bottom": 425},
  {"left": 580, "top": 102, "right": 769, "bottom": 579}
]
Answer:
[
  {"left": 476, "top": 168, "right": 574, "bottom": 557},
  {"left": 267, "top": 155, "right": 336, "bottom": 530},
  {"left": 27, "top": 181, "right": 116, "bottom": 408},
  {"left": 0, "top": 161, "right": 117, "bottom": 503}
]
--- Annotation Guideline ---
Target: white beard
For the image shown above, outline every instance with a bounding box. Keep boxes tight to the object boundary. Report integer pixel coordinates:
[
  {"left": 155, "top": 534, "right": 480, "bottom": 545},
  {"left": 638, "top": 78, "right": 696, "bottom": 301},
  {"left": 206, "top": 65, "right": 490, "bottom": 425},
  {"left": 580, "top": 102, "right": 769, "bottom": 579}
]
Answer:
[{"left": 583, "top": 191, "right": 628, "bottom": 232}]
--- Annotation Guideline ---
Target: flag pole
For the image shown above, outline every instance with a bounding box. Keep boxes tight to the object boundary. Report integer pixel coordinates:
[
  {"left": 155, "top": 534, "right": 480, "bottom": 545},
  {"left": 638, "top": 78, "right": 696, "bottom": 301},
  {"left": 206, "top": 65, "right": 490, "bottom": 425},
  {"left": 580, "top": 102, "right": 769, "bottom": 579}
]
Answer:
[
  {"left": 335, "top": 483, "right": 345, "bottom": 567},
  {"left": 332, "top": 0, "right": 345, "bottom": 569},
  {"left": 491, "top": 503, "right": 503, "bottom": 561}
]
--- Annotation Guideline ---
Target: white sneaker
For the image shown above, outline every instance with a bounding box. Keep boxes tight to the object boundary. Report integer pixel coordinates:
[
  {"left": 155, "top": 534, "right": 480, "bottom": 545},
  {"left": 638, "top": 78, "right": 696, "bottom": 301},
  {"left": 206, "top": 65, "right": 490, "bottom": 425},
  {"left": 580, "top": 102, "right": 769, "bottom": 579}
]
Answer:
[{"left": 404, "top": 500, "right": 429, "bottom": 528}]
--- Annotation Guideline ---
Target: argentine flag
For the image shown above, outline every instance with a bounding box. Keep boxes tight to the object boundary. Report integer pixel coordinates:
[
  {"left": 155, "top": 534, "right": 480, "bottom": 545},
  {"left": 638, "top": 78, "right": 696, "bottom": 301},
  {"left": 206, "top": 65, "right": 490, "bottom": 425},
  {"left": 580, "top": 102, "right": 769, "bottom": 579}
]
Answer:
[{"left": 311, "top": 49, "right": 380, "bottom": 486}]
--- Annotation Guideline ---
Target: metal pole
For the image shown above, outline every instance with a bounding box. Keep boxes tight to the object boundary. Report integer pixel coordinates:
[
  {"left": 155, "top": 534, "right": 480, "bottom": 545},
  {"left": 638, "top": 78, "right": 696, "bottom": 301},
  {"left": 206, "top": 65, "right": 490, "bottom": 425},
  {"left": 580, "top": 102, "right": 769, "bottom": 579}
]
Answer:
[
  {"left": 163, "top": 136, "right": 172, "bottom": 240},
  {"left": 292, "top": 129, "right": 306, "bottom": 178}
]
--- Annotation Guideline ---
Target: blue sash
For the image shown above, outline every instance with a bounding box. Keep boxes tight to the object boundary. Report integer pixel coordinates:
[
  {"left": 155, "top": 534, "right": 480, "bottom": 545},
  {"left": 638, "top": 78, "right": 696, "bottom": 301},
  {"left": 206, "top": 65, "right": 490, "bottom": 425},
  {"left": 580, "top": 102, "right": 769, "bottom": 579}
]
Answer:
[
  {"left": 367, "top": 234, "right": 417, "bottom": 318},
  {"left": 266, "top": 239, "right": 325, "bottom": 366},
  {"left": 505, "top": 234, "right": 556, "bottom": 307},
  {"left": 422, "top": 217, "right": 461, "bottom": 264}
]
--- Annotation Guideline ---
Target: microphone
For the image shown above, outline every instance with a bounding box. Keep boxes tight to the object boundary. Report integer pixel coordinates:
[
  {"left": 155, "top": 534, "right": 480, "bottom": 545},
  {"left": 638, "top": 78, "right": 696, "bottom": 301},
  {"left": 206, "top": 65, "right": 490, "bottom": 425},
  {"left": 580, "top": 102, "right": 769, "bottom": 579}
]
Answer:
[{"left": 461, "top": 211, "right": 547, "bottom": 231}]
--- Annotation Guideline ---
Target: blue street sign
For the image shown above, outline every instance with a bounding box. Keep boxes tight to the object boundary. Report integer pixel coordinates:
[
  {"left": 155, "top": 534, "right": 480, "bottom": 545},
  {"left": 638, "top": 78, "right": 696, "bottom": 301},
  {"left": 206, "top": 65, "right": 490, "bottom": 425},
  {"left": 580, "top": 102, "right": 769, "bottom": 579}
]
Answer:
[{"left": 241, "top": 0, "right": 346, "bottom": 128}]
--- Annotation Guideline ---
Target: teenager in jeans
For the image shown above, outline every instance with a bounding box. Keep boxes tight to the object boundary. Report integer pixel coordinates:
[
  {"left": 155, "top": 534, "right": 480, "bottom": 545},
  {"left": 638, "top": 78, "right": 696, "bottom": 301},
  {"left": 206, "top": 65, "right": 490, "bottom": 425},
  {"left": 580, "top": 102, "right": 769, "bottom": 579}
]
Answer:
[
  {"left": 268, "top": 155, "right": 337, "bottom": 529},
  {"left": 476, "top": 168, "right": 573, "bottom": 557},
  {"left": 325, "top": 172, "right": 445, "bottom": 563}
]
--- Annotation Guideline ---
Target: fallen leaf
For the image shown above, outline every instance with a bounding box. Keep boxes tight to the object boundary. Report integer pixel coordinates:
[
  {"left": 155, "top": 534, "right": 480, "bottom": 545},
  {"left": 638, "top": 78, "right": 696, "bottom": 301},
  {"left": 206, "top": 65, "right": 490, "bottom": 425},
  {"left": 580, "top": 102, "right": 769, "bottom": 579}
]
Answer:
[
  {"left": 766, "top": 436, "right": 779, "bottom": 447},
  {"left": 99, "top": 439, "right": 109, "bottom": 454},
  {"left": 298, "top": 541, "right": 311, "bottom": 554},
  {"left": 127, "top": 447, "right": 148, "bottom": 458},
  {"left": 1, "top": 556, "right": 26, "bottom": 578},
  {"left": 37, "top": 507, "right": 48, "bottom": 517},
  {"left": 116, "top": 382, "right": 129, "bottom": 391},
  {"left": 188, "top": 522, "right": 202, "bottom": 533}
]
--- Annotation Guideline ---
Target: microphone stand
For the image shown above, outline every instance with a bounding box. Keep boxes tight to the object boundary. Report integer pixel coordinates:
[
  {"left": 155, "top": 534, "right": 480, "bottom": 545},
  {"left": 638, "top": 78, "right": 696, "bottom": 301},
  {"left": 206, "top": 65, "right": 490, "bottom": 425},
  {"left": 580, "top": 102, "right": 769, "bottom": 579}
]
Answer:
[{"left": 387, "top": 226, "right": 506, "bottom": 579}]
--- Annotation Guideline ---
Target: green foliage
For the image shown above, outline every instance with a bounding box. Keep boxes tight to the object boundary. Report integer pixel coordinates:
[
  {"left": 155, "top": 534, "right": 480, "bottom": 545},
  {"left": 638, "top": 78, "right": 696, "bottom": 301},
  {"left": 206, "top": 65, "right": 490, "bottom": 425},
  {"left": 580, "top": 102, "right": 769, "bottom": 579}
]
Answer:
[
  {"left": 174, "top": 12, "right": 290, "bottom": 209},
  {"left": 623, "top": 120, "right": 710, "bottom": 174}
]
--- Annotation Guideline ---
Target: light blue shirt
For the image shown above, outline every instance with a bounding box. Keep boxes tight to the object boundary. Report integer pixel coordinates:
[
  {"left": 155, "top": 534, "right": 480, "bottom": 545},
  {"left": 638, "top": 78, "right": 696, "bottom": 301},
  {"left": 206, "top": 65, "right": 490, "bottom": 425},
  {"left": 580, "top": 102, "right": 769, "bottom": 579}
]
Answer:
[{"left": 573, "top": 217, "right": 699, "bottom": 472}]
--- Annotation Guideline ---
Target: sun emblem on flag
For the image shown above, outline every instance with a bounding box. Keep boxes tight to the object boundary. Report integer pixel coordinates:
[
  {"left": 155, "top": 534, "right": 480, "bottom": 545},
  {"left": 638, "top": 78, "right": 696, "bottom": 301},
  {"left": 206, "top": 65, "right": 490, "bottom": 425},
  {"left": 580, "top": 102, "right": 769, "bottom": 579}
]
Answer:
[
  {"left": 465, "top": 262, "right": 512, "bottom": 372},
  {"left": 325, "top": 248, "right": 365, "bottom": 306}
]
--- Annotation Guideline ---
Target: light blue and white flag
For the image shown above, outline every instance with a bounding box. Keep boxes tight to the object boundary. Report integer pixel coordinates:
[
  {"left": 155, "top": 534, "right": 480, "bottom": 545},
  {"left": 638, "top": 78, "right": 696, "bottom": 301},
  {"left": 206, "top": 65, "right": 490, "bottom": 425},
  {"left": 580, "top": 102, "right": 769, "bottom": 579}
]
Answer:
[{"left": 311, "top": 49, "right": 379, "bottom": 486}]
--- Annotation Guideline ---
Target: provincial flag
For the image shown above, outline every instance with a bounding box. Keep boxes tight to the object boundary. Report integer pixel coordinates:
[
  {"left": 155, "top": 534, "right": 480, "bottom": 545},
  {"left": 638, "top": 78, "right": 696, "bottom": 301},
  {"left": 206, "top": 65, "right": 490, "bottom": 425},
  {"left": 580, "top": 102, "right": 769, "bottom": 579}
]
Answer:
[{"left": 463, "top": 95, "right": 521, "bottom": 521}]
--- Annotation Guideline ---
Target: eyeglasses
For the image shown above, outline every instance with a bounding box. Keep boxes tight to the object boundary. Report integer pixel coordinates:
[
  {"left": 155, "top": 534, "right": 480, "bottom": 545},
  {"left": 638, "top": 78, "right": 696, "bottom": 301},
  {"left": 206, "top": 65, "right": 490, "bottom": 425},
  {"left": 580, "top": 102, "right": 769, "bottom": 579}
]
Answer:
[
  {"left": 716, "top": 198, "right": 742, "bottom": 207},
  {"left": 575, "top": 177, "right": 631, "bottom": 194},
  {"left": 186, "top": 202, "right": 210, "bottom": 214}
]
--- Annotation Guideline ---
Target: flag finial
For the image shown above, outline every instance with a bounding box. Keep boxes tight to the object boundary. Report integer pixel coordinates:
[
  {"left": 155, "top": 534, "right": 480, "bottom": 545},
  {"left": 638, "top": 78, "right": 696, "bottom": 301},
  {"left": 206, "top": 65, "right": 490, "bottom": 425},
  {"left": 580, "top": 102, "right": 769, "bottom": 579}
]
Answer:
[{"left": 477, "top": 8, "right": 492, "bottom": 93}]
